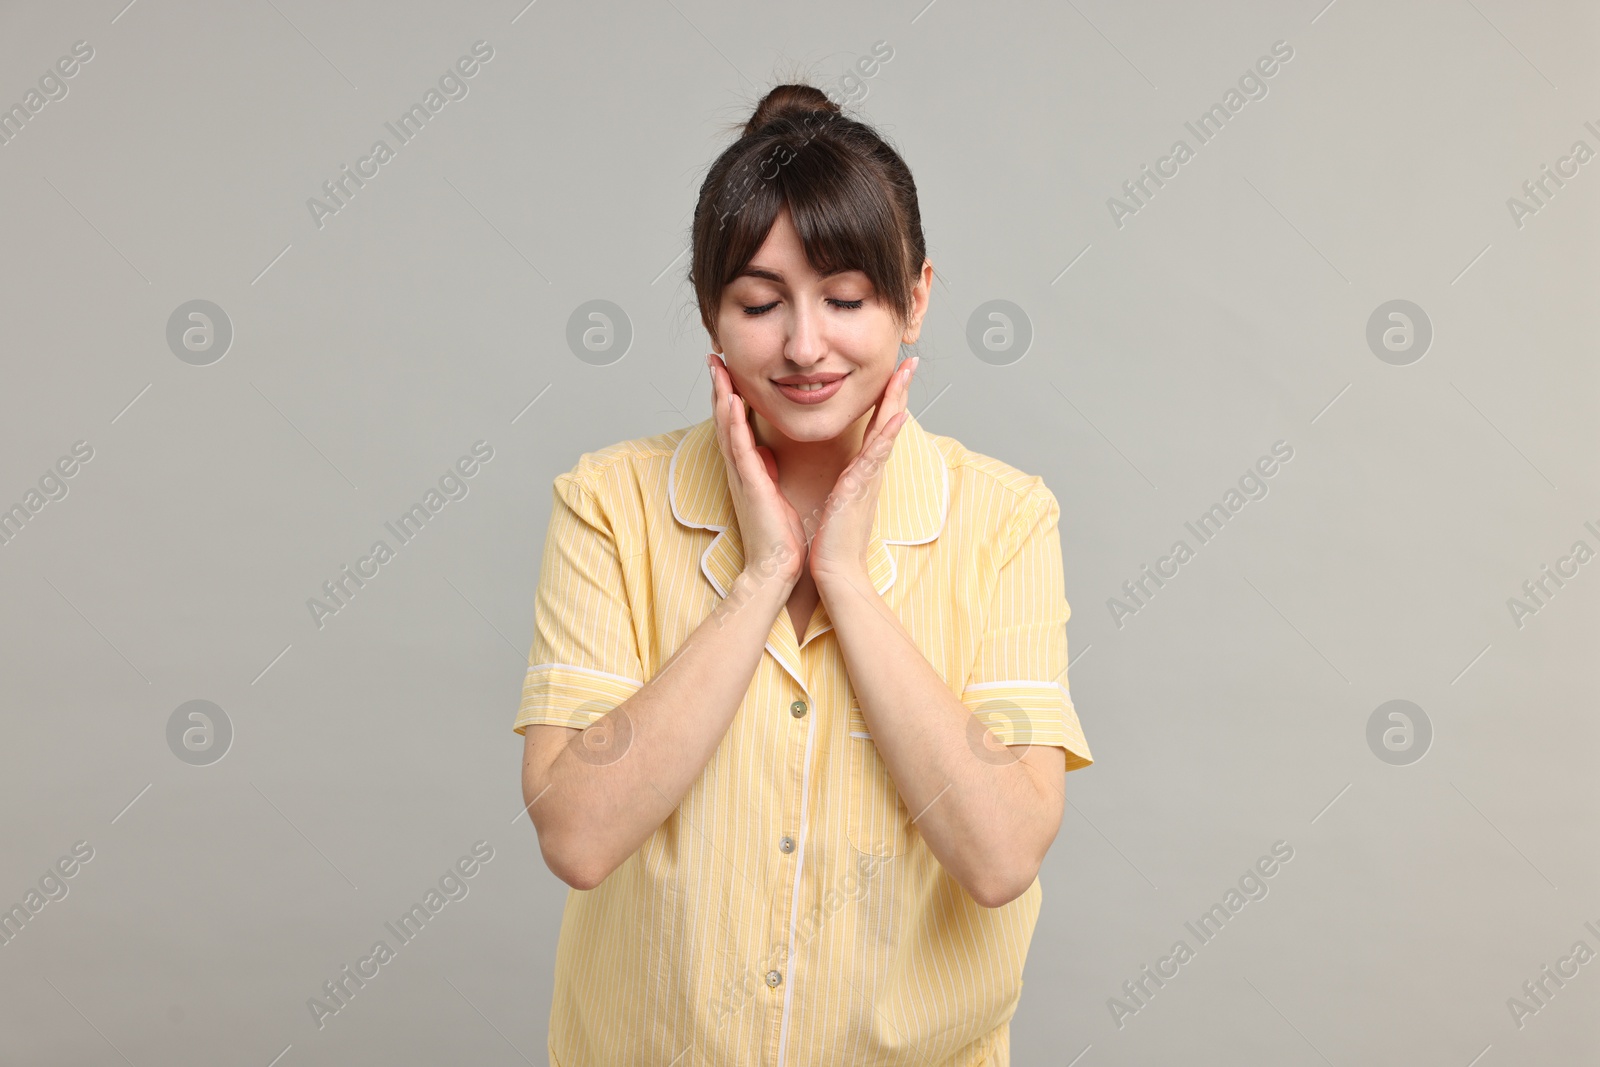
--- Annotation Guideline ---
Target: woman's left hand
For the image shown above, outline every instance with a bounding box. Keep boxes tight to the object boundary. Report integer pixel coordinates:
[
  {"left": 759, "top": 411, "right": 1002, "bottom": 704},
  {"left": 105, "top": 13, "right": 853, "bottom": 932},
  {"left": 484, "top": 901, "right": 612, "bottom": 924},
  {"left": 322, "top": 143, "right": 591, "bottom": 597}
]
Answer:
[{"left": 807, "top": 355, "right": 919, "bottom": 587}]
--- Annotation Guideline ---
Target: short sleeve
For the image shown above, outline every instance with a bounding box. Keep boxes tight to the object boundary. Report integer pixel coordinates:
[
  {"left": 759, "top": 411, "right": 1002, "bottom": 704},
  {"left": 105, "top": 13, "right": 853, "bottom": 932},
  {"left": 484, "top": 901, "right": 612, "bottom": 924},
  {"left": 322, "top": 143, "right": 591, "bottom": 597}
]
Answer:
[
  {"left": 513, "top": 471, "right": 647, "bottom": 736},
  {"left": 960, "top": 484, "right": 1093, "bottom": 771}
]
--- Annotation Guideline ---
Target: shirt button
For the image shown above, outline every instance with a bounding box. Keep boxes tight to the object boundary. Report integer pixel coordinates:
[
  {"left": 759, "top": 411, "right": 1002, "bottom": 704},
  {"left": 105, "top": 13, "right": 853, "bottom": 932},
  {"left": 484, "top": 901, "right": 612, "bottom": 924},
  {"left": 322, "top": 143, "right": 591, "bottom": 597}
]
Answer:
[
  {"left": 766, "top": 970, "right": 783, "bottom": 988},
  {"left": 790, "top": 700, "right": 807, "bottom": 718},
  {"left": 779, "top": 836, "right": 794, "bottom": 853}
]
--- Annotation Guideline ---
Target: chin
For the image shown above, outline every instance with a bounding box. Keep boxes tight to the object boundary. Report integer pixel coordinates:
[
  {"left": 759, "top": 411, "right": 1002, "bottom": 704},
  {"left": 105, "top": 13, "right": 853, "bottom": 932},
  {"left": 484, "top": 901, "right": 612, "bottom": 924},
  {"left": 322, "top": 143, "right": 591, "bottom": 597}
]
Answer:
[
  {"left": 760, "top": 402, "right": 862, "bottom": 444},
  {"left": 777, "top": 417, "right": 849, "bottom": 442}
]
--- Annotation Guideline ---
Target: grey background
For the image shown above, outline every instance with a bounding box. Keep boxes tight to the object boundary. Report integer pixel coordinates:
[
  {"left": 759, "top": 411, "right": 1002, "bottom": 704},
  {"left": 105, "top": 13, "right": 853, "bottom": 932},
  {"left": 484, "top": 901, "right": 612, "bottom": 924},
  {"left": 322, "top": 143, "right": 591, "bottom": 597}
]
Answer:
[{"left": 1, "top": 0, "right": 1595, "bottom": 1064}]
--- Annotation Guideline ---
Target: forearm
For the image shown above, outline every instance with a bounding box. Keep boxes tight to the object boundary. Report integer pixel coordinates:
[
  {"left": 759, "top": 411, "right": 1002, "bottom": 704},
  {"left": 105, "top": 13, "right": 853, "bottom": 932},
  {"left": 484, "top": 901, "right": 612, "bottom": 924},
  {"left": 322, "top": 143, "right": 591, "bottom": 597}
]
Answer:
[
  {"left": 817, "top": 568, "right": 1047, "bottom": 906},
  {"left": 537, "top": 566, "right": 790, "bottom": 888}
]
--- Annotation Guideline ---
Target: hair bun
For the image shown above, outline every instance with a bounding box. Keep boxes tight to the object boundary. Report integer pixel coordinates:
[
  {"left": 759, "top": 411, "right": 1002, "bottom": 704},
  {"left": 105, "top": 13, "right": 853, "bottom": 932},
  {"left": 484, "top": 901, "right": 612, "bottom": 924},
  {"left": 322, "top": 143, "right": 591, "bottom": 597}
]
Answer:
[{"left": 743, "top": 83, "right": 841, "bottom": 137}]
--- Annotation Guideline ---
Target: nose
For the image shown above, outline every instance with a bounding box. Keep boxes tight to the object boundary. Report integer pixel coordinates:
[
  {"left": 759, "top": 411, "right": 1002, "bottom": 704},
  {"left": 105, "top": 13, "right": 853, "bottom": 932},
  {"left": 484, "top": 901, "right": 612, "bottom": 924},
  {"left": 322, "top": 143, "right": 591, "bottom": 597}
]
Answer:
[{"left": 782, "top": 299, "right": 828, "bottom": 368}]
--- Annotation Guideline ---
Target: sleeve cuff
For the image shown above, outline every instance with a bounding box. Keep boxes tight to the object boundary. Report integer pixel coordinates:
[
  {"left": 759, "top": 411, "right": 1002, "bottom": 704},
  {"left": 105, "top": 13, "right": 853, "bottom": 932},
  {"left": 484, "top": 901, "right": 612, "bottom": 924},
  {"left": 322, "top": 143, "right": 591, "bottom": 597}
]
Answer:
[
  {"left": 514, "top": 662, "right": 644, "bottom": 734},
  {"left": 960, "top": 680, "right": 1093, "bottom": 771}
]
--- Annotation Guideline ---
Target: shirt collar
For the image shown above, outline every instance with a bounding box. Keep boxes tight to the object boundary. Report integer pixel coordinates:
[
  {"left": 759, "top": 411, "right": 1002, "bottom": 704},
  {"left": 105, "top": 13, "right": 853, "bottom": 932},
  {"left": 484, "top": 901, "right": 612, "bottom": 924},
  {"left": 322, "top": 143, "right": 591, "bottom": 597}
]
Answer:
[{"left": 668, "top": 409, "right": 950, "bottom": 601}]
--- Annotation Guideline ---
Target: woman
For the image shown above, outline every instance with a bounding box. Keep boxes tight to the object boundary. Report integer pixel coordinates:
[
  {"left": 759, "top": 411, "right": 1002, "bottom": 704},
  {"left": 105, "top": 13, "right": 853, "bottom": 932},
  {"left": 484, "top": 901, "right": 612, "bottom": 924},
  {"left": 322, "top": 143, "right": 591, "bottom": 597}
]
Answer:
[{"left": 516, "top": 83, "right": 1093, "bottom": 1067}]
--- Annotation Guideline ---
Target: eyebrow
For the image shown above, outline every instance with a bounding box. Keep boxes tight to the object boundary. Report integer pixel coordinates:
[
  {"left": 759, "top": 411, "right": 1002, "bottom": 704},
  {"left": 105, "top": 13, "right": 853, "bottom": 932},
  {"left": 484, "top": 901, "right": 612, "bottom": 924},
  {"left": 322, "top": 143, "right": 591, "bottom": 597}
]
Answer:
[{"left": 736, "top": 265, "right": 861, "bottom": 283}]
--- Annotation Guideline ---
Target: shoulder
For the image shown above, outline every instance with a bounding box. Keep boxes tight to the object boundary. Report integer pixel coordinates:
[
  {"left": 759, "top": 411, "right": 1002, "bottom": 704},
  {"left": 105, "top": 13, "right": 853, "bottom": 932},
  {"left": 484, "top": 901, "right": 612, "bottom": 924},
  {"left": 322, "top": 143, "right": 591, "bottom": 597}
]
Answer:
[
  {"left": 554, "top": 426, "right": 685, "bottom": 504},
  {"left": 922, "top": 427, "right": 1059, "bottom": 537}
]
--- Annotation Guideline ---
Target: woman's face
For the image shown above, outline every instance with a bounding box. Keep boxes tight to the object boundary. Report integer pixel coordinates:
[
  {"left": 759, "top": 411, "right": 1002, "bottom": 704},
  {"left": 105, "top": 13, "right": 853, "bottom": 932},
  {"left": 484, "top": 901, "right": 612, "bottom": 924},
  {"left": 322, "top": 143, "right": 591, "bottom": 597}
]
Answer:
[{"left": 714, "top": 205, "right": 929, "bottom": 449}]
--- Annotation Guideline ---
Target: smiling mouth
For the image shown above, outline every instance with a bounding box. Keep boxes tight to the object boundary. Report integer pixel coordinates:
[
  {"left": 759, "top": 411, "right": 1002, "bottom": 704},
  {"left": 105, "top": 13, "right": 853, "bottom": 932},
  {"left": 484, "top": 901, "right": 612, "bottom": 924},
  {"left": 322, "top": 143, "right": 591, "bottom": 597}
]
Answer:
[
  {"left": 772, "top": 374, "right": 848, "bottom": 403},
  {"left": 772, "top": 372, "right": 848, "bottom": 385}
]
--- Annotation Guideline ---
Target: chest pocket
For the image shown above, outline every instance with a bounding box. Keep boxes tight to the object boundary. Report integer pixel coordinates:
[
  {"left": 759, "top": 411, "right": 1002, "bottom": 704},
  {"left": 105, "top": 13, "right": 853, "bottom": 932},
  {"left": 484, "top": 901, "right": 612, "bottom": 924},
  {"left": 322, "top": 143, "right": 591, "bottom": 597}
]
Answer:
[{"left": 844, "top": 700, "right": 912, "bottom": 857}]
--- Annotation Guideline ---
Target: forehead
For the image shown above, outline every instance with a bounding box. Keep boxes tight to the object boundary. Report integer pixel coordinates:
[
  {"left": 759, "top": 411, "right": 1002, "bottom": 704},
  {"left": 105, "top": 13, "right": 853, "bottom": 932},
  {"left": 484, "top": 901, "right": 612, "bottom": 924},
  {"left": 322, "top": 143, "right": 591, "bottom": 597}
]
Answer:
[
  {"left": 735, "top": 263, "right": 863, "bottom": 284},
  {"left": 734, "top": 205, "right": 867, "bottom": 284}
]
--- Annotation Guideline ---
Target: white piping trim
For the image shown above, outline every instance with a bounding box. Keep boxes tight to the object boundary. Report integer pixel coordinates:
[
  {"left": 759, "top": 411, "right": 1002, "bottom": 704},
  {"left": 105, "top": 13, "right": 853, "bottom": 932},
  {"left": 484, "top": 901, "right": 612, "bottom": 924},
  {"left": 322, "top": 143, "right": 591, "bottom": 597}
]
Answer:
[
  {"left": 667, "top": 429, "right": 735, "bottom": 601},
  {"left": 670, "top": 426, "right": 833, "bottom": 693},
  {"left": 880, "top": 456, "right": 950, "bottom": 548},
  {"left": 662, "top": 419, "right": 953, "bottom": 1063},
  {"left": 524, "top": 662, "right": 644, "bottom": 687},
  {"left": 775, "top": 638, "right": 820, "bottom": 1067},
  {"left": 668, "top": 418, "right": 953, "bottom": 607},
  {"left": 674, "top": 423, "right": 823, "bottom": 1065},
  {"left": 962, "top": 679, "right": 1071, "bottom": 695}
]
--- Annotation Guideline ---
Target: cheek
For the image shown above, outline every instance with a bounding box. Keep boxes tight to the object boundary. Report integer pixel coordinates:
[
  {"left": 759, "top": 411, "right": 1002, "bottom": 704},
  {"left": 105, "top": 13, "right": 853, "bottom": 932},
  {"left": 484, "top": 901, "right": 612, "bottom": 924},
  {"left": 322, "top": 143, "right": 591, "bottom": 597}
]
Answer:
[
  {"left": 716, "top": 307, "right": 769, "bottom": 351},
  {"left": 843, "top": 314, "right": 902, "bottom": 361},
  {"left": 864, "top": 370, "right": 895, "bottom": 401}
]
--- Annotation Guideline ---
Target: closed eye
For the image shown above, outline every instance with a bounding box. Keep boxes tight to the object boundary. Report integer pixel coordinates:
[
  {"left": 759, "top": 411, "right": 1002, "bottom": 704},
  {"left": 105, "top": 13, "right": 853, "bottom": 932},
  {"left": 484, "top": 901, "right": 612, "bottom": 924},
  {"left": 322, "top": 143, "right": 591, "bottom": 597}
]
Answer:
[{"left": 742, "top": 299, "right": 865, "bottom": 316}]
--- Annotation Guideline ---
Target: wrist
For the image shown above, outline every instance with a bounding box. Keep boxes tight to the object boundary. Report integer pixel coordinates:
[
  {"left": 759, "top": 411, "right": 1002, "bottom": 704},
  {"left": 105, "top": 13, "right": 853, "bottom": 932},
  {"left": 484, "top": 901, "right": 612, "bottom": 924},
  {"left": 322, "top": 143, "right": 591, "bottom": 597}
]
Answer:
[
  {"left": 813, "top": 564, "right": 870, "bottom": 599},
  {"left": 742, "top": 536, "right": 804, "bottom": 589},
  {"left": 731, "top": 563, "right": 798, "bottom": 605},
  {"left": 707, "top": 567, "right": 792, "bottom": 634}
]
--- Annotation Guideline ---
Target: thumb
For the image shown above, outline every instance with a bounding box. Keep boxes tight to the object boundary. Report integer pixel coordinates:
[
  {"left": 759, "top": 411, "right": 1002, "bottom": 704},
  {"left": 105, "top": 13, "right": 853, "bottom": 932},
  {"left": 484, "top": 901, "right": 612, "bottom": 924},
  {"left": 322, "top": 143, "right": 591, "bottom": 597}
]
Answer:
[{"left": 754, "top": 445, "right": 779, "bottom": 484}]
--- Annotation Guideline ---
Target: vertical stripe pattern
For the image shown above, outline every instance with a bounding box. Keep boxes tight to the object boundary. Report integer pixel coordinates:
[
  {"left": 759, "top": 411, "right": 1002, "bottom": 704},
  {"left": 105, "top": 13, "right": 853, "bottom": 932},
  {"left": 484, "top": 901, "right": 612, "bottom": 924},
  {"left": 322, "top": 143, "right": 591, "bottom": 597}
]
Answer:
[{"left": 515, "top": 412, "right": 1093, "bottom": 1066}]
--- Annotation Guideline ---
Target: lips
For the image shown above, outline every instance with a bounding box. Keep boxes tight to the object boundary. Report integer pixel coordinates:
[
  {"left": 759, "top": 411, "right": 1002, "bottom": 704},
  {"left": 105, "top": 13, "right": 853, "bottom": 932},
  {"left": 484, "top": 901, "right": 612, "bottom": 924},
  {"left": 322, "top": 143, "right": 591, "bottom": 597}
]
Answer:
[{"left": 773, "top": 374, "right": 846, "bottom": 404}]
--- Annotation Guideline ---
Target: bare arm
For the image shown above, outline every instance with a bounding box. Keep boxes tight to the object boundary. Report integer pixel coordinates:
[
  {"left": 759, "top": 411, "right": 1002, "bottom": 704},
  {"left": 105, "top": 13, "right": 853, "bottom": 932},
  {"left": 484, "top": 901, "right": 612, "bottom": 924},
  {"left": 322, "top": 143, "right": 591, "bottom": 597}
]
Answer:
[
  {"left": 816, "top": 568, "right": 1065, "bottom": 907},
  {"left": 521, "top": 565, "right": 791, "bottom": 890},
  {"left": 524, "top": 354, "right": 809, "bottom": 890}
]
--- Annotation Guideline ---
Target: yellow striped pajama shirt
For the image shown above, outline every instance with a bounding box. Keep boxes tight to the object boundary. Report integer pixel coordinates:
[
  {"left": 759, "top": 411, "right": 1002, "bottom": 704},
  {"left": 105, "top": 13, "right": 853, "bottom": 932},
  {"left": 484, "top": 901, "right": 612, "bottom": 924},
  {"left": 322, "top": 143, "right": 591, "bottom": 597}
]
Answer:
[{"left": 515, "top": 410, "right": 1092, "bottom": 1066}]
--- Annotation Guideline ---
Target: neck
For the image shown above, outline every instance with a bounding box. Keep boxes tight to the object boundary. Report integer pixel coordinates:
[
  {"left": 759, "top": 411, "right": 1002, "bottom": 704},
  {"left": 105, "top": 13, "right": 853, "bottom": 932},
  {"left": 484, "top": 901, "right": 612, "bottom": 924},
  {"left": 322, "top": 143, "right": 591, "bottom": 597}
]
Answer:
[{"left": 749, "top": 408, "right": 873, "bottom": 496}]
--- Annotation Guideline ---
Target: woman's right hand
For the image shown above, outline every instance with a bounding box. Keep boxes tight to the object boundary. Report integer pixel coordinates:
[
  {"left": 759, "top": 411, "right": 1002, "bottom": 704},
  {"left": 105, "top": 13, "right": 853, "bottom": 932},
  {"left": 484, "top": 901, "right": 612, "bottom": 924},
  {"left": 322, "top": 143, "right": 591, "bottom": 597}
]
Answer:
[{"left": 707, "top": 354, "right": 809, "bottom": 592}]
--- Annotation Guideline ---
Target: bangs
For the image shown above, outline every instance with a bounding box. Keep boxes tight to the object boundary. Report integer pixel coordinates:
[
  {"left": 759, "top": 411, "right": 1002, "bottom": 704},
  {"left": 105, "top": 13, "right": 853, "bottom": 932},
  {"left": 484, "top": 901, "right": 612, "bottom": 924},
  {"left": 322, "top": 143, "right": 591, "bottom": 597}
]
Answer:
[
  {"left": 690, "top": 92, "right": 926, "bottom": 342},
  {"left": 714, "top": 136, "right": 907, "bottom": 299}
]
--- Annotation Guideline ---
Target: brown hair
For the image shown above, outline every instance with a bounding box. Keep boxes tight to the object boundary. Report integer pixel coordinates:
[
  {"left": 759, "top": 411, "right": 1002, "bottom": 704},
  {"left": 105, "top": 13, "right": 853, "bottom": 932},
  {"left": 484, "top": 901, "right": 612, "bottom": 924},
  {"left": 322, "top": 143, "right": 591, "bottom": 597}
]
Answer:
[{"left": 690, "top": 83, "right": 927, "bottom": 348}]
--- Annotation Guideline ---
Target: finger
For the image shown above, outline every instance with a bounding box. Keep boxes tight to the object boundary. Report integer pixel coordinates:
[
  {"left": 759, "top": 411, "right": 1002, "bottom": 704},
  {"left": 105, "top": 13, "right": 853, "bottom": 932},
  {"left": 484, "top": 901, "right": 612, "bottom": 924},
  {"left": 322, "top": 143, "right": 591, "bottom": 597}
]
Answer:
[
  {"left": 855, "top": 410, "right": 909, "bottom": 497},
  {"left": 712, "top": 361, "right": 745, "bottom": 477},
  {"left": 865, "top": 410, "right": 908, "bottom": 466},
  {"left": 861, "top": 371, "right": 893, "bottom": 442},
  {"left": 863, "top": 358, "right": 915, "bottom": 453},
  {"left": 727, "top": 391, "right": 766, "bottom": 487},
  {"left": 828, "top": 409, "right": 903, "bottom": 518},
  {"left": 711, "top": 364, "right": 749, "bottom": 494},
  {"left": 709, "top": 358, "right": 730, "bottom": 466},
  {"left": 755, "top": 444, "right": 779, "bottom": 484},
  {"left": 893, "top": 355, "right": 917, "bottom": 413},
  {"left": 712, "top": 370, "right": 756, "bottom": 488},
  {"left": 725, "top": 392, "right": 751, "bottom": 489}
]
